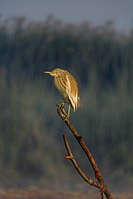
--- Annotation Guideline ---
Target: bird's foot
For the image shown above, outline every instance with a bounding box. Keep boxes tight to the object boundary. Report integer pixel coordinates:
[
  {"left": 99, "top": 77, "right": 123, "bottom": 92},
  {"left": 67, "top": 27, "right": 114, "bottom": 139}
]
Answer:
[
  {"left": 63, "top": 114, "right": 70, "bottom": 121},
  {"left": 56, "top": 102, "right": 64, "bottom": 109},
  {"left": 57, "top": 102, "right": 69, "bottom": 120}
]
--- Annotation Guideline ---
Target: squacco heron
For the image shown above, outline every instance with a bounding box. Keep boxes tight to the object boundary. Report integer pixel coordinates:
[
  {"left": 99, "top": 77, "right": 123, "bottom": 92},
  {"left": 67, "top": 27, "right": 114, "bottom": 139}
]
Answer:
[{"left": 44, "top": 68, "right": 80, "bottom": 118}]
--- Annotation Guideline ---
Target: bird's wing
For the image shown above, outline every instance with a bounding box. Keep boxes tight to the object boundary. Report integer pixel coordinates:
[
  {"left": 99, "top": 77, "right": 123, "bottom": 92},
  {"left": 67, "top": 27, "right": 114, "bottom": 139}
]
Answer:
[
  {"left": 67, "top": 74, "right": 79, "bottom": 111},
  {"left": 55, "top": 74, "right": 71, "bottom": 97},
  {"left": 57, "top": 72, "right": 79, "bottom": 111},
  {"left": 64, "top": 74, "right": 71, "bottom": 95}
]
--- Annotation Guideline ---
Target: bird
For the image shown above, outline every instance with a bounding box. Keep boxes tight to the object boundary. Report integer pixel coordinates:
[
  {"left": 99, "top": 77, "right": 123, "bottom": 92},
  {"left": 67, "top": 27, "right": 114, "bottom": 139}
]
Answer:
[{"left": 44, "top": 68, "right": 80, "bottom": 118}]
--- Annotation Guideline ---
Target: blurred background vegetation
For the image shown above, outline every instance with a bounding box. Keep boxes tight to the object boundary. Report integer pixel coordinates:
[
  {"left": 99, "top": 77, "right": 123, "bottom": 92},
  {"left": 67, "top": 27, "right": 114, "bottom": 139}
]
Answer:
[{"left": 0, "top": 16, "right": 133, "bottom": 190}]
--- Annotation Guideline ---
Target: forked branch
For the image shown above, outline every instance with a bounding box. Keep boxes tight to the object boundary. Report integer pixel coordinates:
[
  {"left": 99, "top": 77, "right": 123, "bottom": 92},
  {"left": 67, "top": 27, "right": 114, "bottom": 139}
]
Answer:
[
  {"left": 63, "top": 135, "right": 102, "bottom": 189},
  {"left": 57, "top": 105, "right": 113, "bottom": 199}
]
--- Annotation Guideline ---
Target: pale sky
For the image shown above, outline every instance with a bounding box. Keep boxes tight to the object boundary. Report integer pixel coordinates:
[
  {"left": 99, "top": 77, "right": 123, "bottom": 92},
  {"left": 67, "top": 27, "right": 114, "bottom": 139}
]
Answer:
[{"left": 0, "top": 0, "right": 133, "bottom": 34}]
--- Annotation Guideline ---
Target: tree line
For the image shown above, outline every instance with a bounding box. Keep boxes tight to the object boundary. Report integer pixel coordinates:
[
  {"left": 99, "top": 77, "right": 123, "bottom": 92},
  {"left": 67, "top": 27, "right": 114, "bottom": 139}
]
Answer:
[{"left": 0, "top": 16, "right": 133, "bottom": 187}]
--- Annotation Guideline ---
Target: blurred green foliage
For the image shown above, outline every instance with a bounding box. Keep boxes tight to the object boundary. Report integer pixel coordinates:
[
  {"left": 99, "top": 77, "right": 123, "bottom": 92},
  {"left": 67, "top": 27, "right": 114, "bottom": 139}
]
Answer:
[{"left": 0, "top": 16, "right": 133, "bottom": 187}]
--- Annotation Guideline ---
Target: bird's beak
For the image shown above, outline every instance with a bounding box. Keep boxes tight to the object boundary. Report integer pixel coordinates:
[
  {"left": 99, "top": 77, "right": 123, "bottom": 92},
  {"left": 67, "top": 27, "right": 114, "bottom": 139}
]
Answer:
[
  {"left": 44, "top": 71, "right": 51, "bottom": 74},
  {"left": 44, "top": 71, "right": 54, "bottom": 76}
]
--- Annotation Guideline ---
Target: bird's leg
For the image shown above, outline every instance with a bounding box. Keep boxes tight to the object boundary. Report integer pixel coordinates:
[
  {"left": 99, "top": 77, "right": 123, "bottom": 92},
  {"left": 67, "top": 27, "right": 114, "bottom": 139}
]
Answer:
[
  {"left": 67, "top": 104, "right": 71, "bottom": 119},
  {"left": 63, "top": 104, "right": 71, "bottom": 121}
]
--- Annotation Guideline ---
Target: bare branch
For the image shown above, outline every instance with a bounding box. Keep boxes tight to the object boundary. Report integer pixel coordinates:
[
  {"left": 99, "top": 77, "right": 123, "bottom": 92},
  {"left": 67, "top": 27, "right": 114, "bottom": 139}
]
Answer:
[{"left": 57, "top": 105, "right": 113, "bottom": 199}]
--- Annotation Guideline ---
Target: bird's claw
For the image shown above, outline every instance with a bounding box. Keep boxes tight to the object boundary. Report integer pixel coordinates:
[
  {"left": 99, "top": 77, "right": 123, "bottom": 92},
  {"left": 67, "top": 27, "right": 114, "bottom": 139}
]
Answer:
[
  {"left": 56, "top": 102, "right": 65, "bottom": 109},
  {"left": 57, "top": 102, "right": 70, "bottom": 120}
]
